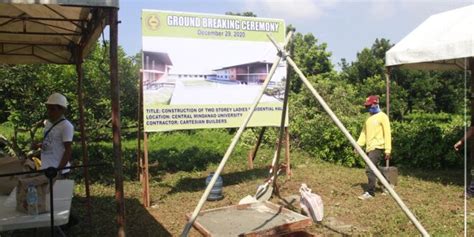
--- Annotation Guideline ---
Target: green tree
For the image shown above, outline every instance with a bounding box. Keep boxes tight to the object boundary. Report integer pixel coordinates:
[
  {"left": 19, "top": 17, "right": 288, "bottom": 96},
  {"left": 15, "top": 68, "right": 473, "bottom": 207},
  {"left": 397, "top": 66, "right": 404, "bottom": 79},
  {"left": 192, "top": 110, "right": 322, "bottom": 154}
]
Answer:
[
  {"left": 290, "top": 72, "right": 364, "bottom": 166},
  {"left": 339, "top": 38, "right": 464, "bottom": 119},
  {"left": 340, "top": 38, "right": 392, "bottom": 84},
  {"left": 80, "top": 42, "right": 139, "bottom": 139},
  {"left": 288, "top": 32, "right": 333, "bottom": 93},
  {"left": 356, "top": 74, "right": 408, "bottom": 119},
  {"left": 0, "top": 63, "right": 76, "bottom": 152},
  {"left": 371, "top": 38, "right": 392, "bottom": 61},
  {"left": 0, "top": 42, "right": 139, "bottom": 145},
  {"left": 391, "top": 68, "right": 465, "bottom": 115}
]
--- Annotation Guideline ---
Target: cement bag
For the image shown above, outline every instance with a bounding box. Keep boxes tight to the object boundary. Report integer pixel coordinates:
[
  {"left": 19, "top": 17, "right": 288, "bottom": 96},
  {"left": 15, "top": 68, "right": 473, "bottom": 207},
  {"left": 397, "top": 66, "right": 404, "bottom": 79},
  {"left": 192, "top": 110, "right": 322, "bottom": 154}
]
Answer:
[
  {"left": 299, "top": 183, "right": 323, "bottom": 222},
  {"left": 16, "top": 175, "right": 52, "bottom": 214}
]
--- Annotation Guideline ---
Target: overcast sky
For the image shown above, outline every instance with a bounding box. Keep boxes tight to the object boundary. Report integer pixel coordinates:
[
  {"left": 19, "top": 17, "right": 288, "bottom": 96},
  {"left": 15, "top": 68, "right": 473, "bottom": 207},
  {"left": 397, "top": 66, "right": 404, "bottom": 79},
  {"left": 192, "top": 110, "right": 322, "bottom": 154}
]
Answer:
[{"left": 115, "top": 0, "right": 473, "bottom": 68}]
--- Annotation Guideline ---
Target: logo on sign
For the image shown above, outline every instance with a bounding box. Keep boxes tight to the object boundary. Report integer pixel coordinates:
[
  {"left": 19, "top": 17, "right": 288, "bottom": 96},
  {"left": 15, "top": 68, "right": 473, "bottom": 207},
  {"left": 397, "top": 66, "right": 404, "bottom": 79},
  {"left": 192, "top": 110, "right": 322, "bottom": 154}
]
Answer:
[{"left": 146, "top": 14, "right": 160, "bottom": 31}]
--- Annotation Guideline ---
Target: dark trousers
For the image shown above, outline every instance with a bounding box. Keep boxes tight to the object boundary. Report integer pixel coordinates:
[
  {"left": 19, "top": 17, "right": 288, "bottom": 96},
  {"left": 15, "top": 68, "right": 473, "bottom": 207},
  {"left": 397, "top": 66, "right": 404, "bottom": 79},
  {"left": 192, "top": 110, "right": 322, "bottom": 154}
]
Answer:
[
  {"left": 365, "top": 149, "right": 383, "bottom": 196},
  {"left": 467, "top": 152, "right": 474, "bottom": 194}
]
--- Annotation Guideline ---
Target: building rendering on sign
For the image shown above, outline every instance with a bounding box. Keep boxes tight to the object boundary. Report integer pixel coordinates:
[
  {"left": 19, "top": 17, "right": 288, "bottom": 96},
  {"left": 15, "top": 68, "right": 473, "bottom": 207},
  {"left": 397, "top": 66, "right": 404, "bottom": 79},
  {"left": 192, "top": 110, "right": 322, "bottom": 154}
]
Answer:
[
  {"left": 142, "top": 51, "right": 282, "bottom": 89},
  {"left": 208, "top": 61, "right": 273, "bottom": 84},
  {"left": 143, "top": 51, "right": 173, "bottom": 89}
]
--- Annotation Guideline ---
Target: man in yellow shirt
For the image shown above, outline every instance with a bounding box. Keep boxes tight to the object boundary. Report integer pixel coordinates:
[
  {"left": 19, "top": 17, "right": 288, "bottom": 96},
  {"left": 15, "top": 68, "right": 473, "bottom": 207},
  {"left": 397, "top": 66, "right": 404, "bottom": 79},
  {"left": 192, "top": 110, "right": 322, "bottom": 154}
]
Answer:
[{"left": 356, "top": 95, "right": 392, "bottom": 200}]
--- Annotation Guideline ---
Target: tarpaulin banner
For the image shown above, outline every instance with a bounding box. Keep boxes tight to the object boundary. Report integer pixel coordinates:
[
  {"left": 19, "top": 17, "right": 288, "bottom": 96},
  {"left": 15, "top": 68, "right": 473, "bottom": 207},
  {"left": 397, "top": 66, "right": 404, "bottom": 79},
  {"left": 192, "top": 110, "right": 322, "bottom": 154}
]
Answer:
[{"left": 142, "top": 10, "right": 287, "bottom": 132}]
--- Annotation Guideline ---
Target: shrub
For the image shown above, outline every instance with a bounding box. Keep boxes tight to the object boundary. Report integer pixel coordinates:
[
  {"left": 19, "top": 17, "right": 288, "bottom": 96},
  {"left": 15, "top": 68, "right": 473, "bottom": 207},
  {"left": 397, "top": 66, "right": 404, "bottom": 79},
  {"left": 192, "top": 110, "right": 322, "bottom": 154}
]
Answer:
[
  {"left": 71, "top": 129, "right": 247, "bottom": 182},
  {"left": 286, "top": 72, "right": 464, "bottom": 170},
  {"left": 291, "top": 113, "right": 365, "bottom": 167},
  {"left": 391, "top": 113, "right": 464, "bottom": 169}
]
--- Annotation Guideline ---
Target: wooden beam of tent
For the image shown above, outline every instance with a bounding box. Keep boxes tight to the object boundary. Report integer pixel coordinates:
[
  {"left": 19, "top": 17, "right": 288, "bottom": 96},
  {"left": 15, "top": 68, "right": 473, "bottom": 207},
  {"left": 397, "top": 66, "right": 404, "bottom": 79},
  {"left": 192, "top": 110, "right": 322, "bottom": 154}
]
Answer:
[
  {"left": 0, "top": 1, "right": 113, "bottom": 64},
  {"left": 108, "top": 7, "right": 126, "bottom": 237},
  {"left": 0, "top": 1, "right": 125, "bottom": 235}
]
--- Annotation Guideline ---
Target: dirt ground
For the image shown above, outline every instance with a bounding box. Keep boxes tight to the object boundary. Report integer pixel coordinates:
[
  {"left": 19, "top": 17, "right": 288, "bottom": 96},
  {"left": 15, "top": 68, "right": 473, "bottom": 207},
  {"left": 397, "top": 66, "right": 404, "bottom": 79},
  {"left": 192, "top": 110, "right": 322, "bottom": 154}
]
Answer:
[{"left": 1, "top": 155, "right": 469, "bottom": 236}]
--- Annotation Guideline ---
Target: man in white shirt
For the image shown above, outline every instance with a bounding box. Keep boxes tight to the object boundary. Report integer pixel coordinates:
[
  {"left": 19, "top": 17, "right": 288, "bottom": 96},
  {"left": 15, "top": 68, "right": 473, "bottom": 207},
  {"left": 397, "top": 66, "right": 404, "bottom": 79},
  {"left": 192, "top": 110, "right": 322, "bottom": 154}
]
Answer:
[{"left": 40, "top": 93, "right": 74, "bottom": 177}]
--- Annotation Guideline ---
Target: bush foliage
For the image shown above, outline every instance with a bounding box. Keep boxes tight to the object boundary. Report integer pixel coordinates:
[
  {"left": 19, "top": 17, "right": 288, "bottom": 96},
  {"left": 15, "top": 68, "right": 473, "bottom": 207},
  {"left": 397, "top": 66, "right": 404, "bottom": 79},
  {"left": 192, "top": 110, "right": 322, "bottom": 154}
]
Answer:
[
  {"left": 0, "top": 34, "right": 467, "bottom": 175},
  {"left": 72, "top": 110, "right": 464, "bottom": 184},
  {"left": 71, "top": 129, "right": 248, "bottom": 181},
  {"left": 391, "top": 113, "right": 464, "bottom": 169}
]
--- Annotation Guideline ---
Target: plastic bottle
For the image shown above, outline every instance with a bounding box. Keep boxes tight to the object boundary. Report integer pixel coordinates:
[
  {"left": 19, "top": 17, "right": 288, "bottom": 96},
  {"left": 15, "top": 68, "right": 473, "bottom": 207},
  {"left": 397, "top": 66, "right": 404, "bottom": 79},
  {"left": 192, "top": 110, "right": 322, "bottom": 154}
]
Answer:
[
  {"left": 26, "top": 184, "right": 39, "bottom": 216},
  {"left": 205, "top": 172, "right": 223, "bottom": 201}
]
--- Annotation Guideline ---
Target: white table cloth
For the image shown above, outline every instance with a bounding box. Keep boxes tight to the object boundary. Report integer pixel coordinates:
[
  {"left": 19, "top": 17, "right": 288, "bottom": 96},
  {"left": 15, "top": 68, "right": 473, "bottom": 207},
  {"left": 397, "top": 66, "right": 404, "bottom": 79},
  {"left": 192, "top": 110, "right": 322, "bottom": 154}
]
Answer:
[{"left": 0, "top": 180, "right": 74, "bottom": 231}]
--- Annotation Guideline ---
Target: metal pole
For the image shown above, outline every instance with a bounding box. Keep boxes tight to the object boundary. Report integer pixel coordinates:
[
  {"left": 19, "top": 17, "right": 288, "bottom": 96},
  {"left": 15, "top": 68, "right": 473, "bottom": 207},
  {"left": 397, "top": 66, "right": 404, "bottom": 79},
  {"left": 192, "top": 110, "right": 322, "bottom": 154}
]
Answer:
[
  {"left": 470, "top": 57, "right": 474, "bottom": 127},
  {"left": 180, "top": 32, "right": 294, "bottom": 237},
  {"left": 75, "top": 47, "right": 92, "bottom": 224},
  {"left": 285, "top": 127, "right": 291, "bottom": 177},
  {"left": 267, "top": 35, "right": 429, "bottom": 237},
  {"left": 385, "top": 67, "right": 391, "bottom": 116},
  {"left": 109, "top": 8, "right": 126, "bottom": 237},
  {"left": 143, "top": 132, "right": 150, "bottom": 207},
  {"left": 464, "top": 57, "right": 474, "bottom": 236},
  {"left": 49, "top": 176, "right": 55, "bottom": 237},
  {"left": 137, "top": 71, "right": 143, "bottom": 181},
  {"left": 271, "top": 37, "right": 293, "bottom": 192},
  {"left": 247, "top": 127, "right": 266, "bottom": 169}
]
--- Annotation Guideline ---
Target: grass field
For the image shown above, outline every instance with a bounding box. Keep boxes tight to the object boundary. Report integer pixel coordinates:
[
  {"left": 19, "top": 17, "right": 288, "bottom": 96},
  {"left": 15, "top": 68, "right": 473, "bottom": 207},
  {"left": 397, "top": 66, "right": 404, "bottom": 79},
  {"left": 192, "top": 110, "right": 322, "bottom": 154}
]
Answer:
[{"left": 2, "top": 150, "right": 471, "bottom": 236}]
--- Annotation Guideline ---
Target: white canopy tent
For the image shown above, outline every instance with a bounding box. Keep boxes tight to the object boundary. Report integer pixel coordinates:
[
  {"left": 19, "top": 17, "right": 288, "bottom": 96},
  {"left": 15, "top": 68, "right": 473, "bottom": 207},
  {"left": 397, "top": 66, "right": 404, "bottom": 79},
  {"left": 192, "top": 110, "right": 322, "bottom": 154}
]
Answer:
[
  {"left": 385, "top": 5, "right": 473, "bottom": 234},
  {"left": 385, "top": 4, "right": 473, "bottom": 115},
  {"left": 386, "top": 4, "right": 473, "bottom": 71}
]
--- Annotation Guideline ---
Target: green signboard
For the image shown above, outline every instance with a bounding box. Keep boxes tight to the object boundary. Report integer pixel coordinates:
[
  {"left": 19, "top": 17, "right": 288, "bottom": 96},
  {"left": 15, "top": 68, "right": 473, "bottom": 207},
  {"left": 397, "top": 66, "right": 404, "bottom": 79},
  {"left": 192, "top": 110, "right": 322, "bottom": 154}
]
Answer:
[
  {"left": 142, "top": 10, "right": 285, "bottom": 42},
  {"left": 142, "top": 10, "right": 287, "bottom": 132}
]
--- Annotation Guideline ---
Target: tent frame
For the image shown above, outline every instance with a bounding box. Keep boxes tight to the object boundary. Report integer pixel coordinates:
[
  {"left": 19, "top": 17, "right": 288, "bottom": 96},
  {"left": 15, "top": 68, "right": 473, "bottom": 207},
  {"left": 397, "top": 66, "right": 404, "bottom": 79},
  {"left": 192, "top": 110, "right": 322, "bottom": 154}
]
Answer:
[
  {"left": 0, "top": 2, "right": 126, "bottom": 236},
  {"left": 384, "top": 6, "right": 474, "bottom": 234}
]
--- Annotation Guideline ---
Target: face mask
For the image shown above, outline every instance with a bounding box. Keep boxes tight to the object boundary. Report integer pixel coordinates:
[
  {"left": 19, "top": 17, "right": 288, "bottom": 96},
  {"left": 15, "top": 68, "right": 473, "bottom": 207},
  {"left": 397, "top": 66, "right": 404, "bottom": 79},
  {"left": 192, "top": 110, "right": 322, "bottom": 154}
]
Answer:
[{"left": 368, "top": 104, "right": 381, "bottom": 114}]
